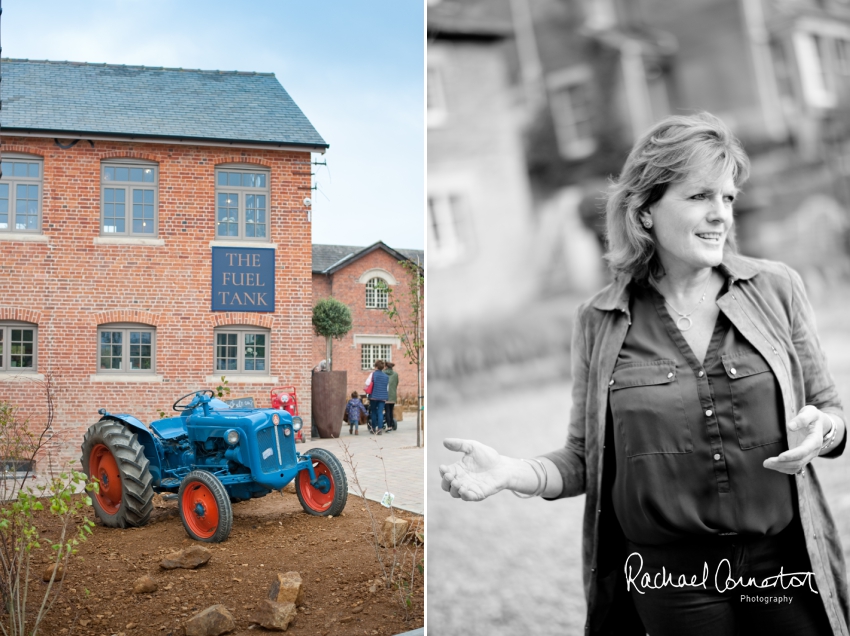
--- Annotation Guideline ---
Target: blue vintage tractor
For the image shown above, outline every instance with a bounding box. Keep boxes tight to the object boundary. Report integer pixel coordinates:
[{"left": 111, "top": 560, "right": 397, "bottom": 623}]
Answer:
[{"left": 80, "top": 390, "right": 347, "bottom": 542}]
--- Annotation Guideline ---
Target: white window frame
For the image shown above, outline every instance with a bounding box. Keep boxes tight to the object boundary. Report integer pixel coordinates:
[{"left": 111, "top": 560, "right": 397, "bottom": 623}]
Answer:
[
  {"left": 214, "top": 326, "right": 270, "bottom": 375},
  {"left": 427, "top": 189, "right": 471, "bottom": 269},
  {"left": 0, "top": 322, "right": 38, "bottom": 372},
  {"left": 0, "top": 154, "right": 43, "bottom": 234},
  {"left": 215, "top": 165, "right": 271, "bottom": 242},
  {"left": 365, "top": 277, "right": 390, "bottom": 309},
  {"left": 100, "top": 160, "right": 159, "bottom": 237},
  {"left": 547, "top": 66, "right": 597, "bottom": 159},
  {"left": 97, "top": 323, "right": 156, "bottom": 374},
  {"left": 428, "top": 52, "right": 448, "bottom": 128},
  {"left": 361, "top": 343, "right": 392, "bottom": 370}
]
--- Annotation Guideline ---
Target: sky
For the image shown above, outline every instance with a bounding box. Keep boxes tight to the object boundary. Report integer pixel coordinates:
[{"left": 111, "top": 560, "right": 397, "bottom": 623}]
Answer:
[{"left": 1, "top": 0, "right": 425, "bottom": 250}]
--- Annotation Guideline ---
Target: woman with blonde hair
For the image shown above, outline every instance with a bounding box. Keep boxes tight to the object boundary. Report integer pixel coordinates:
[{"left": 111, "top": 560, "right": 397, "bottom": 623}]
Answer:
[{"left": 440, "top": 112, "right": 848, "bottom": 635}]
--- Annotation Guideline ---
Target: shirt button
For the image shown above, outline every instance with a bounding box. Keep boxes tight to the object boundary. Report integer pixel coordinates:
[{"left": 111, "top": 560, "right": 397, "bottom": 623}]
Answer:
[
  {"left": 706, "top": 409, "right": 713, "bottom": 417},
  {"left": 667, "top": 372, "right": 673, "bottom": 379},
  {"left": 609, "top": 379, "right": 614, "bottom": 386},
  {"left": 714, "top": 453, "right": 721, "bottom": 461},
  {"left": 698, "top": 370, "right": 705, "bottom": 378},
  {"left": 730, "top": 368, "right": 737, "bottom": 375}
]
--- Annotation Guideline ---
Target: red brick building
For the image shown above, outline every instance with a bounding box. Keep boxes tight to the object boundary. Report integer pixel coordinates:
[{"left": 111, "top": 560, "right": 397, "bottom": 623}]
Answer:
[
  {"left": 0, "top": 59, "right": 328, "bottom": 468},
  {"left": 311, "top": 242, "right": 423, "bottom": 405}
]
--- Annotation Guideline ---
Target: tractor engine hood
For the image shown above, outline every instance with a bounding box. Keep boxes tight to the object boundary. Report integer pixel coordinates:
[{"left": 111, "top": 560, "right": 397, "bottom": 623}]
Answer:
[{"left": 185, "top": 409, "right": 293, "bottom": 444}]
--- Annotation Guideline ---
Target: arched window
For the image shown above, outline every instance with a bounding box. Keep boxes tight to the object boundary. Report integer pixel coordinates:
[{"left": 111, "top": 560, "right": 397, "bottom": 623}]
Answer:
[{"left": 365, "top": 278, "right": 389, "bottom": 309}]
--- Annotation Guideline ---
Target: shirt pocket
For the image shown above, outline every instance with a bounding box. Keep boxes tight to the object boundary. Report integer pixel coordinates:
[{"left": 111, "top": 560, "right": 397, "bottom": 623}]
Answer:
[
  {"left": 609, "top": 360, "right": 693, "bottom": 458},
  {"left": 721, "top": 352, "right": 784, "bottom": 449}
]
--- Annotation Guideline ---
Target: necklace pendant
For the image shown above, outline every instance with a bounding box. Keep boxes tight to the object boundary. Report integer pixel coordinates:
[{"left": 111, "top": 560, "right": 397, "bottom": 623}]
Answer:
[{"left": 677, "top": 315, "right": 694, "bottom": 331}]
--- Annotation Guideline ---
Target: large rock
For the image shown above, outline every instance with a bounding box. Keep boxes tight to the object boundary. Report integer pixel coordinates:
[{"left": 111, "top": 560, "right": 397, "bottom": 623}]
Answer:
[
  {"left": 379, "top": 516, "right": 410, "bottom": 548},
  {"left": 160, "top": 545, "right": 212, "bottom": 570},
  {"left": 268, "top": 572, "right": 304, "bottom": 606},
  {"left": 42, "top": 563, "right": 64, "bottom": 582},
  {"left": 133, "top": 575, "right": 158, "bottom": 594},
  {"left": 183, "top": 605, "right": 235, "bottom": 636},
  {"left": 249, "top": 600, "right": 297, "bottom": 631}
]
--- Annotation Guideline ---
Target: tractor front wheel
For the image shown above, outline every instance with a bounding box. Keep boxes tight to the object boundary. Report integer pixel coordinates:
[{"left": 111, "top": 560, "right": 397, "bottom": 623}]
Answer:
[
  {"left": 81, "top": 419, "right": 154, "bottom": 528},
  {"left": 178, "top": 471, "right": 233, "bottom": 543},
  {"left": 296, "top": 448, "right": 348, "bottom": 517}
]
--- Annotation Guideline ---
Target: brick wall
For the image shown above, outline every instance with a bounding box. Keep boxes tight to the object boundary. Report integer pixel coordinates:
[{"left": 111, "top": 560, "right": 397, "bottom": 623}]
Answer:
[
  {"left": 0, "top": 135, "right": 314, "bottom": 469},
  {"left": 311, "top": 248, "right": 421, "bottom": 407}
]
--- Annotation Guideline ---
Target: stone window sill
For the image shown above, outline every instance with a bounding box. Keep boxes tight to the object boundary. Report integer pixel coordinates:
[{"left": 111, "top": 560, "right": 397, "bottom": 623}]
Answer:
[
  {"left": 0, "top": 233, "right": 49, "bottom": 243},
  {"left": 94, "top": 237, "right": 165, "bottom": 246},
  {"left": 209, "top": 241, "right": 277, "bottom": 249},
  {"left": 90, "top": 374, "right": 163, "bottom": 383},
  {"left": 205, "top": 375, "right": 278, "bottom": 384},
  {"left": 0, "top": 372, "right": 45, "bottom": 382}
]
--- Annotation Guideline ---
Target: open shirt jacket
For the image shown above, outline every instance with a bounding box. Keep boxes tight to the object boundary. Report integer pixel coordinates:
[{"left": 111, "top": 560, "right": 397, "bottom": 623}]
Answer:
[{"left": 542, "top": 252, "right": 849, "bottom": 636}]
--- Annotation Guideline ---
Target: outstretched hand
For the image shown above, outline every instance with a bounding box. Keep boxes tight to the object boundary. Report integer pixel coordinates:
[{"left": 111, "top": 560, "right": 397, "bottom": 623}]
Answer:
[
  {"left": 439, "top": 438, "right": 512, "bottom": 502},
  {"left": 763, "top": 405, "right": 826, "bottom": 475}
]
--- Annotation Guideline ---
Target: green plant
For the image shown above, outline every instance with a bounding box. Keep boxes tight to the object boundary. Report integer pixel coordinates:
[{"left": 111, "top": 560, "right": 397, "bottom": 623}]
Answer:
[
  {"left": 311, "top": 297, "right": 353, "bottom": 371},
  {"left": 0, "top": 379, "right": 97, "bottom": 636},
  {"left": 215, "top": 376, "right": 231, "bottom": 399},
  {"left": 378, "top": 259, "right": 423, "bottom": 447}
]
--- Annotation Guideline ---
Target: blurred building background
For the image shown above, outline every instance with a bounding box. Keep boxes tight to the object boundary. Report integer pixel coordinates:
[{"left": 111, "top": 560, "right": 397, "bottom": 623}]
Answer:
[{"left": 428, "top": 0, "right": 850, "bottom": 633}]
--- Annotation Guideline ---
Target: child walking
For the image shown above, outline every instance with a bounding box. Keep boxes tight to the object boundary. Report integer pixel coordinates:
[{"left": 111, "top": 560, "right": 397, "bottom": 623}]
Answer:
[{"left": 345, "top": 391, "right": 368, "bottom": 435}]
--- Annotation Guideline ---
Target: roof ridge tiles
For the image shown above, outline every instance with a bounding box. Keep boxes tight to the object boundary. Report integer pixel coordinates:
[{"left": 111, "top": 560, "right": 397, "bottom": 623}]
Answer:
[{"left": 0, "top": 57, "right": 275, "bottom": 76}]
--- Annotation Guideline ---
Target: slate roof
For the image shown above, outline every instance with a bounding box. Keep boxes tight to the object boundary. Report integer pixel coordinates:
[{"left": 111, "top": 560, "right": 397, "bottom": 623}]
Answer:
[
  {"left": 0, "top": 58, "right": 328, "bottom": 149},
  {"left": 312, "top": 242, "right": 423, "bottom": 274}
]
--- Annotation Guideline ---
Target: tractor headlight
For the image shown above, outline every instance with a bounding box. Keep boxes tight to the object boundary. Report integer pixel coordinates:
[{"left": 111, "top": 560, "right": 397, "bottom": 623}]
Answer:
[
  {"left": 283, "top": 427, "right": 291, "bottom": 437},
  {"left": 272, "top": 413, "right": 281, "bottom": 425},
  {"left": 291, "top": 416, "right": 303, "bottom": 432},
  {"left": 225, "top": 429, "right": 240, "bottom": 445}
]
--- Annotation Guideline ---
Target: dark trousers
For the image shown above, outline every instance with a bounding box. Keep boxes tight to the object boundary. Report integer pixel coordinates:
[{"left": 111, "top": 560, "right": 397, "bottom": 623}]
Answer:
[
  {"left": 626, "top": 522, "right": 832, "bottom": 636},
  {"left": 385, "top": 403, "right": 395, "bottom": 428}
]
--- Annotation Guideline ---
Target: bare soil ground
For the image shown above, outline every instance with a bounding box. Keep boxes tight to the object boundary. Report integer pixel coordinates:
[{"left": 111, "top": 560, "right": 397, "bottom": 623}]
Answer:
[{"left": 23, "top": 491, "right": 423, "bottom": 636}]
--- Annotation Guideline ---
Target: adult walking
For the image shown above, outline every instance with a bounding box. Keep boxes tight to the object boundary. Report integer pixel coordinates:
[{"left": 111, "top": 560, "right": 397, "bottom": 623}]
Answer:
[
  {"left": 366, "top": 360, "right": 389, "bottom": 436},
  {"left": 439, "top": 113, "right": 848, "bottom": 635},
  {"left": 385, "top": 361, "right": 399, "bottom": 431}
]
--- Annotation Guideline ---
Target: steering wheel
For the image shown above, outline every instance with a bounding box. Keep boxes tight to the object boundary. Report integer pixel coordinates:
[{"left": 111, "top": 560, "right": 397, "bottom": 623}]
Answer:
[{"left": 173, "top": 389, "right": 216, "bottom": 412}]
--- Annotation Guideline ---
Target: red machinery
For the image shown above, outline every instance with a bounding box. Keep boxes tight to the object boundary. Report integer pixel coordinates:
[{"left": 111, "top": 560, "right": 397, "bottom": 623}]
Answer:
[{"left": 270, "top": 386, "right": 305, "bottom": 443}]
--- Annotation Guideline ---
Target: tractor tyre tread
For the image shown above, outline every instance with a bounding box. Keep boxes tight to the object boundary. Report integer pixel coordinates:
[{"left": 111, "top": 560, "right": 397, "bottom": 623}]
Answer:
[
  {"left": 296, "top": 447, "right": 348, "bottom": 517},
  {"left": 80, "top": 419, "right": 154, "bottom": 528}
]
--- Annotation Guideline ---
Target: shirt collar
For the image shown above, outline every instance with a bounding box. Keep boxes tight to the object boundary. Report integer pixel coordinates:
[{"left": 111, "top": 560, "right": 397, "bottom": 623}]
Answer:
[{"left": 591, "top": 250, "right": 759, "bottom": 314}]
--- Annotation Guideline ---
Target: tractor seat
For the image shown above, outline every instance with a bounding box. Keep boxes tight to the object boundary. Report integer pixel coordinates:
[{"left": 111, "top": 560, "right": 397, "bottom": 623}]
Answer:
[{"left": 149, "top": 417, "right": 187, "bottom": 440}]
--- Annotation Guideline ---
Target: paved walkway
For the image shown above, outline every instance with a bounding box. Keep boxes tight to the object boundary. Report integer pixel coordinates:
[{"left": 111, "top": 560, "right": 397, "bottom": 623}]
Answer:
[{"left": 303, "top": 412, "right": 423, "bottom": 515}]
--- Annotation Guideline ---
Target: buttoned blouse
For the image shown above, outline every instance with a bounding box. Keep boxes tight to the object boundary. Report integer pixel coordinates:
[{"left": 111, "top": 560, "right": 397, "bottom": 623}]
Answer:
[
  {"left": 540, "top": 254, "right": 849, "bottom": 636},
  {"left": 608, "top": 280, "right": 793, "bottom": 545}
]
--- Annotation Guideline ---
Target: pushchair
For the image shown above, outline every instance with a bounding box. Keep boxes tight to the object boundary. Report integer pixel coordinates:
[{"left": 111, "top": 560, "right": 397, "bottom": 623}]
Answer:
[{"left": 361, "top": 394, "right": 398, "bottom": 433}]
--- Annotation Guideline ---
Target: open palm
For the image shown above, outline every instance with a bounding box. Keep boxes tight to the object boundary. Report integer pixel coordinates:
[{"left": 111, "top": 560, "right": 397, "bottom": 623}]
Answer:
[{"left": 439, "top": 438, "right": 511, "bottom": 502}]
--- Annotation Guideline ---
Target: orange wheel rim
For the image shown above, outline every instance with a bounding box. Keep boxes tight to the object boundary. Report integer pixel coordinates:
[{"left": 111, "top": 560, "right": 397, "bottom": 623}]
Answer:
[
  {"left": 89, "top": 444, "right": 122, "bottom": 514},
  {"left": 181, "top": 482, "right": 220, "bottom": 538},
  {"left": 298, "top": 459, "right": 335, "bottom": 512}
]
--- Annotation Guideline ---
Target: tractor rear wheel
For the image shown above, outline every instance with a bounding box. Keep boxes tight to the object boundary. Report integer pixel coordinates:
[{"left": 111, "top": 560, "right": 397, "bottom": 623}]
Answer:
[
  {"left": 296, "top": 448, "right": 348, "bottom": 517},
  {"left": 178, "top": 471, "right": 233, "bottom": 543},
  {"left": 81, "top": 419, "right": 154, "bottom": 528}
]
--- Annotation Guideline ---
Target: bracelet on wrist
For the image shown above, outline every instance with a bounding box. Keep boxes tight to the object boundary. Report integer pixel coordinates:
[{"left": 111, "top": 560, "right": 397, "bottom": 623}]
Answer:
[
  {"left": 511, "top": 458, "right": 549, "bottom": 499},
  {"left": 821, "top": 414, "right": 837, "bottom": 452}
]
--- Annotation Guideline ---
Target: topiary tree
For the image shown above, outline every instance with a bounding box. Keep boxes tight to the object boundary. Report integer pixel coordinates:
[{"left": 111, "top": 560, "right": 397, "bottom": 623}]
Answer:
[{"left": 312, "top": 297, "right": 353, "bottom": 371}]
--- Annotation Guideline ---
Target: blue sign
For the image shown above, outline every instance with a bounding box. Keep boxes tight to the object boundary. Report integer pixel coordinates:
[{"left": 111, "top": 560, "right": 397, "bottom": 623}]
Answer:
[{"left": 211, "top": 247, "right": 275, "bottom": 312}]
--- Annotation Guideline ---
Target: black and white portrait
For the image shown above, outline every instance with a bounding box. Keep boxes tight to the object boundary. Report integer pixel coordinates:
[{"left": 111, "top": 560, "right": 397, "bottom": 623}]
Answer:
[{"left": 427, "top": 1, "right": 850, "bottom": 634}]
